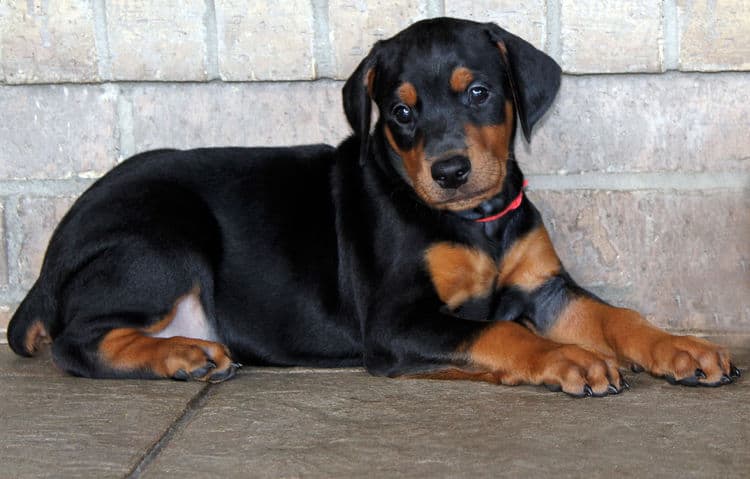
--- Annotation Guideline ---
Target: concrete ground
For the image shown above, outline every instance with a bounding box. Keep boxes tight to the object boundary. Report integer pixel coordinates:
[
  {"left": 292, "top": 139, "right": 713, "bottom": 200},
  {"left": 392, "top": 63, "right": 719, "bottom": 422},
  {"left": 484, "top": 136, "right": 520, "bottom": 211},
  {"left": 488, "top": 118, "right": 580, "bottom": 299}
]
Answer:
[{"left": 1, "top": 336, "right": 748, "bottom": 479}]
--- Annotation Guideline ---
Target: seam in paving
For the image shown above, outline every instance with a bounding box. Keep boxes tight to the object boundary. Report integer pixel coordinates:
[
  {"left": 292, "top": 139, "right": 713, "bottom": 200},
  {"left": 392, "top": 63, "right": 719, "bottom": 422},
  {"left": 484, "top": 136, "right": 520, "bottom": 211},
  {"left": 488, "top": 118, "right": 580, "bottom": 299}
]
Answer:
[{"left": 124, "top": 383, "right": 216, "bottom": 479}]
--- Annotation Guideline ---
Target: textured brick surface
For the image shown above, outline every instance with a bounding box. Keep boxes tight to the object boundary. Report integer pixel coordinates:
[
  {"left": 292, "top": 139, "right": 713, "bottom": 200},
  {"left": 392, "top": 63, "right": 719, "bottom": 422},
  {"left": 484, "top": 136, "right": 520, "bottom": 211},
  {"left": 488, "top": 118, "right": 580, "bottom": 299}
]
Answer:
[
  {"left": 678, "top": 0, "right": 750, "bottom": 71},
  {"left": 445, "top": 0, "right": 547, "bottom": 50},
  {"left": 16, "top": 196, "right": 77, "bottom": 289},
  {"left": 530, "top": 189, "right": 750, "bottom": 332},
  {"left": 560, "top": 0, "right": 664, "bottom": 73},
  {"left": 106, "top": 0, "right": 208, "bottom": 80},
  {"left": 0, "top": 0, "right": 99, "bottom": 83},
  {"left": 216, "top": 0, "right": 315, "bottom": 80},
  {"left": 516, "top": 73, "right": 750, "bottom": 174},
  {"left": 328, "top": 0, "right": 429, "bottom": 79},
  {"left": 0, "top": 85, "right": 119, "bottom": 179},
  {"left": 129, "top": 81, "right": 349, "bottom": 152}
]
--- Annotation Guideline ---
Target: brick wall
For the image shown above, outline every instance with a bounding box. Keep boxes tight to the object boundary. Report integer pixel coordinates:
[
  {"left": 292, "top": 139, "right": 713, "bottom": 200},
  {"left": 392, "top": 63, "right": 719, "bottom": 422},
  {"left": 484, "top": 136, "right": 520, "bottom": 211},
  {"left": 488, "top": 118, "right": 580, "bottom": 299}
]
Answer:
[{"left": 1, "top": 1, "right": 748, "bottom": 339}]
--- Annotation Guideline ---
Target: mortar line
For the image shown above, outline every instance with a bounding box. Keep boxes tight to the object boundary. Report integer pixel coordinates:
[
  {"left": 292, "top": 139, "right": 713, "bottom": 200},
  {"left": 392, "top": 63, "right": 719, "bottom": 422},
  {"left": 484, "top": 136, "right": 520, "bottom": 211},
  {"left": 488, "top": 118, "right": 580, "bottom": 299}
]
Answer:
[
  {"left": 425, "top": 0, "right": 445, "bottom": 17},
  {"left": 525, "top": 171, "right": 750, "bottom": 191},
  {"left": 663, "top": 0, "right": 679, "bottom": 71},
  {"left": 117, "top": 86, "right": 136, "bottom": 161},
  {"left": 0, "top": 70, "right": 747, "bottom": 88},
  {"left": 0, "top": 171, "right": 746, "bottom": 199},
  {"left": 124, "top": 383, "right": 216, "bottom": 479},
  {"left": 545, "top": 0, "right": 562, "bottom": 60},
  {"left": 203, "top": 0, "right": 220, "bottom": 80},
  {"left": 0, "top": 179, "right": 95, "bottom": 196},
  {"left": 312, "top": 0, "right": 335, "bottom": 79},
  {"left": 92, "top": 0, "right": 112, "bottom": 80}
]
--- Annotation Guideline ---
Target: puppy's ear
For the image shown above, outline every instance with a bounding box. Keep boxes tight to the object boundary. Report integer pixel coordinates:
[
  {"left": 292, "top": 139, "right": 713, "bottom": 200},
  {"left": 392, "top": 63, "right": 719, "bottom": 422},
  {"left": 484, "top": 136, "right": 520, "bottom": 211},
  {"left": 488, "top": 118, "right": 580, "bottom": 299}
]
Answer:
[
  {"left": 485, "top": 24, "right": 561, "bottom": 142},
  {"left": 342, "top": 46, "right": 380, "bottom": 164}
]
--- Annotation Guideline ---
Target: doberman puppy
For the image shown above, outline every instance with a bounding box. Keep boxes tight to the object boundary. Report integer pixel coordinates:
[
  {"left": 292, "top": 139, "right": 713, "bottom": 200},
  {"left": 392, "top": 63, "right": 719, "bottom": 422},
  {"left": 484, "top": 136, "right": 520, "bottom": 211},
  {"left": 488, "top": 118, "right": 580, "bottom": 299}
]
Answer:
[{"left": 8, "top": 18, "right": 739, "bottom": 397}]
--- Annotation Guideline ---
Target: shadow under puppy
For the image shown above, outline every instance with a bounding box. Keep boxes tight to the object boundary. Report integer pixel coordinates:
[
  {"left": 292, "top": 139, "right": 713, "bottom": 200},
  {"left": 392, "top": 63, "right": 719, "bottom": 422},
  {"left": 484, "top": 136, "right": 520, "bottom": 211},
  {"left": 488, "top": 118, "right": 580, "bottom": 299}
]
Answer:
[{"left": 8, "top": 17, "right": 739, "bottom": 397}]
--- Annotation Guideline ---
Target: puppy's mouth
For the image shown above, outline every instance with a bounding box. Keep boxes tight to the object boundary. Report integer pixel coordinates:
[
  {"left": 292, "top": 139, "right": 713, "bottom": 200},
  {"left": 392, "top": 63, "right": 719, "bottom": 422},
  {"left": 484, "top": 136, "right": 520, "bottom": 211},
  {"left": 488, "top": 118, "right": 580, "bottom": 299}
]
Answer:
[{"left": 431, "top": 184, "right": 502, "bottom": 211}]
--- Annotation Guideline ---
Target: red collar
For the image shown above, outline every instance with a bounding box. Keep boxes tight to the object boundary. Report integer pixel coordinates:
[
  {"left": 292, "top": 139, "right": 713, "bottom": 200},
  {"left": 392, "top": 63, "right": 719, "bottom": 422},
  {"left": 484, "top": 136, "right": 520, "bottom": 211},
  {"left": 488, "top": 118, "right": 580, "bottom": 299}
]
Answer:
[{"left": 475, "top": 180, "right": 528, "bottom": 223}]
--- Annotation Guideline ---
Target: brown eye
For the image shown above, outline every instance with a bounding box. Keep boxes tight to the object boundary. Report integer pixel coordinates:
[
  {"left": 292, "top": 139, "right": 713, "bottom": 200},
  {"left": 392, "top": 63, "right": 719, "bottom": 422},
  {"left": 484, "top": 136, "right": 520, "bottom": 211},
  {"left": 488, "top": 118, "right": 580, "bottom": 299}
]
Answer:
[
  {"left": 392, "top": 104, "right": 413, "bottom": 124},
  {"left": 468, "top": 85, "right": 489, "bottom": 105}
]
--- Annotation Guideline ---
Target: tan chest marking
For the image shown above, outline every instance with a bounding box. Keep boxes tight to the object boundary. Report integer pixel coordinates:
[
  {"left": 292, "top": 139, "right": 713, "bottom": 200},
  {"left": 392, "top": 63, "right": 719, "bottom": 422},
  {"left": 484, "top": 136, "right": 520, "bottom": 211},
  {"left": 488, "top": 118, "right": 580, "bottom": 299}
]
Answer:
[
  {"left": 424, "top": 243, "right": 496, "bottom": 310},
  {"left": 425, "top": 227, "right": 561, "bottom": 310},
  {"left": 498, "top": 227, "right": 561, "bottom": 291}
]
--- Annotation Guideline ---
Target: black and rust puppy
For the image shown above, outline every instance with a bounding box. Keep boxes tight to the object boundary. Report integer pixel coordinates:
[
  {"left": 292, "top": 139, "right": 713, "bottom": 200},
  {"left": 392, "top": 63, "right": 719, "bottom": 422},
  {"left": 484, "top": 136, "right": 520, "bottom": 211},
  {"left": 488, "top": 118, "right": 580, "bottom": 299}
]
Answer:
[{"left": 8, "top": 18, "right": 739, "bottom": 396}]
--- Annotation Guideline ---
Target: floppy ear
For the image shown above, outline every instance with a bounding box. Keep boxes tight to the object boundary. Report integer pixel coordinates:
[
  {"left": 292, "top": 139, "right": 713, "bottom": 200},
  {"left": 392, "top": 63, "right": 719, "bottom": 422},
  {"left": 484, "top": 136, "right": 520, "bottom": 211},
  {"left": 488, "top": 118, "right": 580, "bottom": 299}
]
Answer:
[
  {"left": 486, "top": 24, "right": 561, "bottom": 142},
  {"left": 342, "top": 46, "right": 380, "bottom": 164}
]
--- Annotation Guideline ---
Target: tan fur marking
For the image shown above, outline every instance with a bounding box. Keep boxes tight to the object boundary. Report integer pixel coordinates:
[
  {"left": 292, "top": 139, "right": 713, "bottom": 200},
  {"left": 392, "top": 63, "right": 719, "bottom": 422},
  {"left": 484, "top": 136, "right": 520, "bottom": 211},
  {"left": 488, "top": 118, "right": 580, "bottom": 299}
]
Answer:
[
  {"left": 24, "top": 320, "right": 50, "bottom": 355},
  {"left": 465, "top": 321, "right": 623, "bottom": 394},
  {"left": 384, "top": 124, "right": 425, "bottom": 185},
  {"left": 99, "top": 329, "right": 232, "bottom": 379},
  {"left": 397, "top": 82, "right": 418, "bottom": 107},
  {"left": 547, "top": 296, "right": 732, "bottom": 383},
  {"left": 466, "top": 321, "right": 554, "bottom": 385},
  {"left": 498, "top": 226, "right": 561, "bottom": 290},
  {"left": 497, "top": 41, "right": 508, "bottom": 57},
  {"left": 424, "top": 243, "right": 496, "bottom": 310},
  {"left": 465, "top": 100, "right": 514, "bottom": 170},
  {"left": 365, "top": 68, "right": 375, "bottom": 97},
  {"left": 450, "top": 67, "right": 474, "bottom": 92}
]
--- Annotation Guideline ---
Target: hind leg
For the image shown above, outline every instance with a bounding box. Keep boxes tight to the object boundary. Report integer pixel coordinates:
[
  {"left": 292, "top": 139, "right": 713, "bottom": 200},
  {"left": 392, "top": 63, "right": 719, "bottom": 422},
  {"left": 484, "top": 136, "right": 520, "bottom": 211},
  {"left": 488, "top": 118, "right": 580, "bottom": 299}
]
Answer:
[
  {"left": 52, "top": 297, "right": 239, "bottom": 383},
  {"left": 97, "top": 329, "right": 239, "bottom": 382},
  {"left": 53, "top": 329, "right": 238, "bottom": 382}
]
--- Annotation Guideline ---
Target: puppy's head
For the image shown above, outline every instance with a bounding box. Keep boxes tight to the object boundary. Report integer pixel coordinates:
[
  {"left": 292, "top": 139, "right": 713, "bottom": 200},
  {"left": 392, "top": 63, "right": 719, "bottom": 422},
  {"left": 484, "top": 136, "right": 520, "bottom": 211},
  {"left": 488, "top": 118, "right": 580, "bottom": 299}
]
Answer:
[{"left": 343, "top": 18, "right": 561, "bottom": 211}]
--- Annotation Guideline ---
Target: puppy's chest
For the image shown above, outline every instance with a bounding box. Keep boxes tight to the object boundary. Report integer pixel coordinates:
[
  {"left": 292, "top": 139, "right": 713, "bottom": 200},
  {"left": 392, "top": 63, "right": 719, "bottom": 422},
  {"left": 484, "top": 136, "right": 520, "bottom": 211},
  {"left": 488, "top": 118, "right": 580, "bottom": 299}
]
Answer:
[{"left": 423, "top": 231, "right": 557, "bottom": 321}]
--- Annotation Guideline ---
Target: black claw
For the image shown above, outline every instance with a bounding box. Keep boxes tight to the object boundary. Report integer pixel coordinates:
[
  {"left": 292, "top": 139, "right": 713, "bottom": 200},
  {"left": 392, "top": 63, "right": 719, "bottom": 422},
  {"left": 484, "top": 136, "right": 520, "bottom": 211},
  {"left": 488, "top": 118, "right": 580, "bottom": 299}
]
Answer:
[
  {"left": 173, "top": 369, "right": 189, "bottom": 381},
  {"left": 231, "top": 362, "right": 243, "bottom": 369},
  {"left": 678, "top": 375, "right": 700, "bottom": 387},
  {"left": 621, "top": 378, "right": 631, "bottom": 390},
  {"left": 631, "top": 364, "right": 645, "bottom": 373},
  {"left": 664, "top": 374, "right": 678, "bottom": 385},
  {"left": 730, "top": 365, "right": 741, "bottom": 378},
  {"left": 695, "top": 368, "right": 706, "bottom": 379},
  {"left": 720, "top": 374, "right": 733, "bottom": 385},
  {"left": 189, "top": 360, "right": 218, "bottom": 379},
  {"left": 208, "top": 363, "right": 238, "bottom": 383},
  {"left": 583, "top": 384, "right": 593, "bottom": 397},
  {"left": 607, "top": 384, "right": 620, "bottom": 395}
]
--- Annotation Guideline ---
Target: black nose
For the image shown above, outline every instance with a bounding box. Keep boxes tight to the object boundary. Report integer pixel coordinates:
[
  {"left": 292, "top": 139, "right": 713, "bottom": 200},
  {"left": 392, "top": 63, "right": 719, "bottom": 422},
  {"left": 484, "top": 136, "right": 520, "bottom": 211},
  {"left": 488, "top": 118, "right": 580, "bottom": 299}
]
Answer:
[{"left": 431, "top": 156, "right": 471, "bottom": 189}]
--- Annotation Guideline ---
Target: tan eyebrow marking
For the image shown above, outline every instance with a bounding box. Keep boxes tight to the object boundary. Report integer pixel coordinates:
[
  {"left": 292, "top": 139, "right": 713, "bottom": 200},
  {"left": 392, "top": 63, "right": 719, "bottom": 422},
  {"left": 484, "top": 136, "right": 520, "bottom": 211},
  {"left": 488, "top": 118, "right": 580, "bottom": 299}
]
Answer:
[
  {"left": 397, "top": 82, "right": 418, "bottom": 107},
  {"left": 450, "top": 67, "right": 474, "bottom": 92}
]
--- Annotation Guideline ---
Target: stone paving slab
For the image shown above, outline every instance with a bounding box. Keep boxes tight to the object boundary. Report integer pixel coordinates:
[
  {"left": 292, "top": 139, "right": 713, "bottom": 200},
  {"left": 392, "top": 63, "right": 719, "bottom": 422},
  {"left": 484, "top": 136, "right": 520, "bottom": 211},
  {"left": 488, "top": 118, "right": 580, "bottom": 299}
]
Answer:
[
  {"left": 0, "top": 347, "right": 205, "bottom": 478},
  {"left": 0, "top": 337, "right": 748, "bottom": 478},
  {"left": 145, "top": 339, "right": 750, "bottom": 479}
]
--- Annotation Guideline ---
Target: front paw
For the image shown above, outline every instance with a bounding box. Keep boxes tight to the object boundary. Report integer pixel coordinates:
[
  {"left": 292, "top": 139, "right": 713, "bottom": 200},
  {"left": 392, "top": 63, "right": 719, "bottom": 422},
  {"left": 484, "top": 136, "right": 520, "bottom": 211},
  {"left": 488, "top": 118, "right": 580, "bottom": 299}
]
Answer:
[
  {"left": 537, "top": 345, "right": 627, "bottom": 398},
  {"left": 636, "top": 335, "right": 740, "bottom": 387}
]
